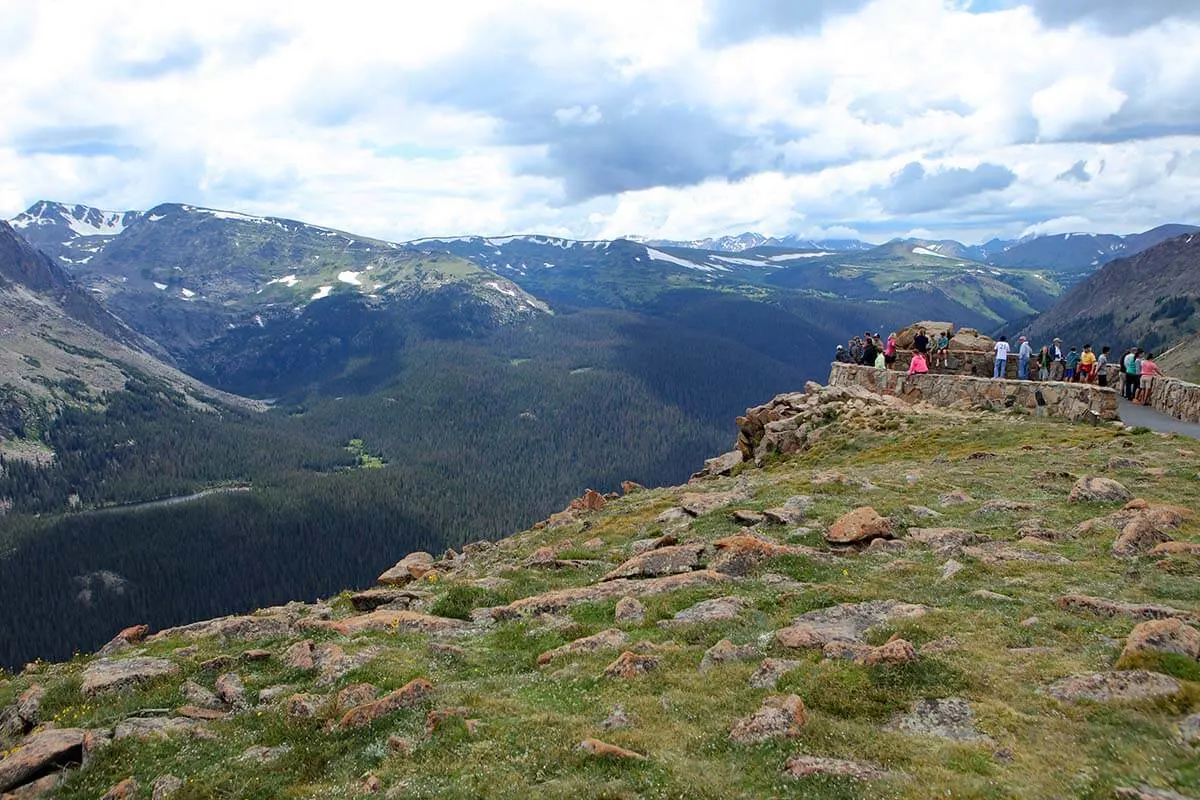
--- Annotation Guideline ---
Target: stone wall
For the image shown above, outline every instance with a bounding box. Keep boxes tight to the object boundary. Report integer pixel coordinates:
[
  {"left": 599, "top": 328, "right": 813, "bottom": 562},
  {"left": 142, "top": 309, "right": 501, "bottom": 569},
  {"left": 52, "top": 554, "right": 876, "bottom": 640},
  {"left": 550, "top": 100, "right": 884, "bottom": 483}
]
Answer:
[
  {"left": 889, "top": 349, "right": 1021, "bottom": 378},
  {"left": 1142, "top": 375, "right": 1200, "bottom": 424},
  {"left": 827, "top": 363, "right": 1119, "bottom": 422}
]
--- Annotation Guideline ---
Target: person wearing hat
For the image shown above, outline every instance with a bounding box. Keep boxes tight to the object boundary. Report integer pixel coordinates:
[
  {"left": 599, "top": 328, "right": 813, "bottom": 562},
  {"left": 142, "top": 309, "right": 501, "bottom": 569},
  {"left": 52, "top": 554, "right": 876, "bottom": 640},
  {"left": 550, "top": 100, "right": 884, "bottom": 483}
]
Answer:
[
  {"left": 835, "top": 344, "right": 853, "bottom": 364},
  {"left": 1048, "top": 337, "right": 1066, "bottom": 381},
  {"left": 1017, "top": 335, "right": 1032, "bottom": 380}
]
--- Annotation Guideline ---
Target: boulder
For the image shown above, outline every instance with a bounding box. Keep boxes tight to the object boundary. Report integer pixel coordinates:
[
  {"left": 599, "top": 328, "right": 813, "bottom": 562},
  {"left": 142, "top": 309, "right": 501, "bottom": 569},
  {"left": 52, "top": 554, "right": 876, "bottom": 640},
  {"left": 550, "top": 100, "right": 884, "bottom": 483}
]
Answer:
[
  {"left": 748, "top": 658, "right": 802, "bottom": 689},
  {"left": 1151, "top": 542, "right": 1200, "bottom": 557},
  {"left": 699, "top": 640, "right": 759, "bottom": 671},
  {"left": 729, "top": 695, "right": 807, "bottom": 744},
  {"left": 181, "top": 680, "right": 222, "bottom": 710},
  {"left": 349, "top": 588, "right": 424, "bottom": 612},
  {"left": 151, "top": 775, "right": 184, "bottom": 800},
  {"left": 377, "top": 552, "right": 435, "bottom": 586},
  {"left": 1048, "top": 671, "right": 1183, "bottom": 702},
  {"left": 82, "top": 657, "right": 180, "bottom": 696},
  {"left": 888, "top": 698, "right": 987, "bottom": 741},
  {"left": 762, "top": 495, "right": 813, "bottom": 525},
  {"left": 708, "top": 533, "right": 819, "bottom": 576},
  {"left": 775, "top": 600, "right": 928, "bottom": 648},
  {"left": 0, "top": 728, "right": 86, "bottom": 793},
  {"left": 487, "top": 570, "right": 731, "bottom": 619},
  {"left": 905, "top": 528, "right": 984, "bottom": 554},
  {"left": 1121, "top": 619, "right": 1200, "bottom": 661},
  {"left": 100, "top": 778, "right": 138, "bottom": 800},
  {"left": 977, "top": 499, "right": 1035, "bottom": 514},
  {"left": 600, "top": 544, "right": 707, "bottom": 581},
  {"left": 861, "top": 637, "right": 918, "bottom": 666},
  {"left": 113, "top": 717, "right": 206, "bottom": 741},
  {"left": 338, "top": 679, "right": 434, "bottom": 729},
  {"left": 536, "top": 629, "right": 630, "bottom": 666},
  {"left": 678, "top": 488, "right": 752, "bottom": 517},
  {"left": 614, "top": 597, "right": 646, "bottom": 625},
  {"left": 1113, "top": 516, "right": 1173, "bottom": 558},
  {"left": 214, "top": 673, "right": 248, "bottom": 712},
  {"left": 657, "top": 596, "right": 745, "bottom": 628},
  {"left": 284, "top": 693, "right": 323, "bottom": 720},
  {"left": 282, "top": 640, "right": 316, "bottom": 670},
  {"left": 1068, "top": 476, "right": 1132, "bottom": 504},
  {"left": 825, "top": 507, "right": 893, "bottom": 545},
  {"left": 575, "top": 738, "right": 646, "bottom": 760},
  {"left": 603, "top": 652, "right": 660, "bottom": 679},
  {"left": 783, "top": 756, "right": 891, "bottom": 781},
  {"left": 696, "top": 450, "right": 743, "bottom": 478},
  {"left": 1056, "top": 595, "right": 1197, "bottom": 622},
  {"left": 97, "top": 624, "right": 151, "bottom": 656},
  {"left": 149, "top": 613, "right": 293, "bottom": 643}
]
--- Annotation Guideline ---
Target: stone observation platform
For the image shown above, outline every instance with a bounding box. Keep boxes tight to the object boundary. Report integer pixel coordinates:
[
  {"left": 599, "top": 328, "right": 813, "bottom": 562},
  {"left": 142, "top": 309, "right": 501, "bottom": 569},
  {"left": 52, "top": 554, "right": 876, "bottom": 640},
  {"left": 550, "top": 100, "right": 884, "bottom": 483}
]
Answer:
[{"left": 827, "top": 363, "right": 1119, "bottom": 422}]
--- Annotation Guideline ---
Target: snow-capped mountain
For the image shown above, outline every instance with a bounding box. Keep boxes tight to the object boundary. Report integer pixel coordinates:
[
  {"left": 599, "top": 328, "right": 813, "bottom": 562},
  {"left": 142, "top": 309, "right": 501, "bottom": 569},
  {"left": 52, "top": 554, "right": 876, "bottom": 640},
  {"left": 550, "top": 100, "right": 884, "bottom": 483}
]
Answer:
[
  {"left": 638, "top": 232, "right": 875, "bottom": 253},
  {"left": 11, "top": 201, "right": 143, "bottom": 265}
]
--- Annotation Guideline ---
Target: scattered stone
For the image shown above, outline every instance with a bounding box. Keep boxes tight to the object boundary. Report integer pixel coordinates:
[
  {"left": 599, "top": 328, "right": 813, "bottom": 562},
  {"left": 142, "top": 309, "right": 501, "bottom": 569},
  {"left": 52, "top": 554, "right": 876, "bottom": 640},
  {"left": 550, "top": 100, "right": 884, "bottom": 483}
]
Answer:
[
  {"left": 181, "top": 679, "right": 222, "bottom": 710},
  {"left": 1151, "top": 542, "right": 1200, "bottom": 557},
  {"left": 1114, "top": 786, "right": 1197, "bottom": 800},
  {"left": 1113, "top": 516, "right": 1174, "bottom": 558},
  {"left": 97, "top": 624, "right": 151, "bottom": 656},
  {"left": 971, "top": 589, "right": 1017, "bottom": 603},
  {"left": 825, "top": 507, "right": 894, "bottom": 545},
  {"left": 537, "top": 629, "right": 630, "bottom": 665},
  {"left": 961, "top": 542, "right": 1071, "bottom": 565},
  {"left": 488, "top": 570, "right": 731, "bottom": 619},
  {"left": 729, "top": 694, "right": 807, "bottom": 744},
  {"left": 361, "top": 773, "right": 383, "bottom": 794},
  {"left": 937, "top": 490, "right": 973, "bottom": 506},
  {"left": 198, "top": 656, "right": 237, "bottom": 673},
  {"left": 906, "top": 528, "right": 985, "bottom": 555},
  {"left": 783, "top": 756, "right": 891, "bottom": 781},
  {"left": 349, "top": 588, "right": 424, "bottom": 612},
  {"left": 699, "top": 640, "right": 759, "bottom": 671},
  {"left": 1057, "top": 595, "right": 1197, "bottom": 623},
  {"left": 0, "top": 728, "right": 85, "bottom": 794},
  {"left": 576, "top": 738, "right": 647, "bottom": 760},
  {"left": 151, "top": 775, "right": 184, "bottom": 800},
  {"left": 100, "top": 778, "right": 138, "bottom": 800},
  {"left": 978, "top": 499, "right": 1035, "bottom": 514},
  {"left": 1069, "top": 476, "right": 1132, "bottom": 504},
  {"left": 387, "top": 735, "right": 416, "bottom": 756},
  {"left": 731, "top": 509, "right": 766, "bottom": 525},
  {"left": 1178, "top": 713, "right": 1200, "bottom": 746},
  {"left": 919, "top": 636, "right": 961, "bottom": 655},
  {"left": 907, "top": 505, "right": 942, "bottom": 519},
  {"left": 889, "top": 698, "right": 988, "bottom": 741},
  {"left": 338, "top": 679, "right": 435, "bottom": 729},
  {"left": 313, "top": 609, "right": 467, "bottom": 636},
  {"left": 614, "top": 597, "right": 646, "bottom": 625},
  {"left": 603, "top": 651, "right": 660, "bottom": 679},
  {"left": 658, "top": 596, "right": 745, "bottom": 628},
  {"left": 1121, "top": 619, "right": 1200, "bottom": 661},
  {"left": 748, "top": 658, "right": 801, "bottom": 689},
  {"left": 939, "top": 559, "right": 964, "bottom": 581},
  {"left": 284, "top": 693, "right": 323, "bottom": 719},
  {"left": 242, "top": 648, "right": 271, "bottom": 662},
  {"left": 679, "top": 487, "right": 752, "bottom": 517},
  {"left": 240, "top": 745, "right": 292, "bottom": 763},
  {"left": 601, "top": 544, "right": 707, "bottom": 581},
  {"left": 763, "top": 496, "right": 813, "bottom": 525},
  {"left": 336, "top": 684, "right": 380, "bottom": 711},
  {"left": 776, "top": 600, "right": 928, "bottom": 649},
  {"left": 81, "top": 657, "right": 180, "bottom": 696},
  {"left": 282, "top": 639, "right": 316, "bottom": 670},
  {"left": 861, "top": 637, "right": 918, "bottom": 666},
  {"left": 708, "top": 533, "right": 819, "bottom": 576},
  {"left": 378, "top": 552, "right": 435, "bottom": 586},
  {"left": 1048, "top": 671, "right": 1183, "bottom": 702},
  {"left": 601, "top": 705, "right": 635, "bottom": 730},
  {"left": 215, "top": 672, "right": 248, "bottom": 712}
]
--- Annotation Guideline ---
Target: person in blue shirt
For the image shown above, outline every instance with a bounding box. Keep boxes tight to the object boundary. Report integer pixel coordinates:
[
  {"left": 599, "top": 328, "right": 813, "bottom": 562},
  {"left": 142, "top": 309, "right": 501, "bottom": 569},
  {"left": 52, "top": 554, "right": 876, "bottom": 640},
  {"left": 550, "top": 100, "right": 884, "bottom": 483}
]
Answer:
[
  {"left": 1064, "top": 346, "right": 1080, "bottom": 381},
  {"left": 1017, "top": 336, "right": 1032, "bottom": 380}
]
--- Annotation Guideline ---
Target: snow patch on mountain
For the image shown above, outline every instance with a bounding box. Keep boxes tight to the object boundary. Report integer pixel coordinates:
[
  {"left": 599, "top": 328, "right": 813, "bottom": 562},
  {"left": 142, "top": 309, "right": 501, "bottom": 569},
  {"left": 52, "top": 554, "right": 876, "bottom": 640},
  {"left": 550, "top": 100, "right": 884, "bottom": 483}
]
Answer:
[
  {"left": 646, "top": 248, "right": 727, "bottom": 273},
  {"left": 337, "top": 271, "right": 362, "bottom": 286},
  {"left": 267, "top": 275, "right": 301, "bottom": 288},
  {"left": 768, "top": 252, "right": 834, "bottom": 261},
  {"left": 912, "top": 247, "right": 958, "bottom": 260},
  {"left": 311, "top": 285, "right": 333, "bottom": 301}
]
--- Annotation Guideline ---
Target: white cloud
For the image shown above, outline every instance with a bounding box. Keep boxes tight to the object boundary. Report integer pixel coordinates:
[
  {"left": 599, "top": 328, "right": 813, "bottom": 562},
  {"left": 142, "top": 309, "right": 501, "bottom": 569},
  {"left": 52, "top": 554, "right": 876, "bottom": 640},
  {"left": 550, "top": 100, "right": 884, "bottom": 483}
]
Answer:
[{"left": 0, "top": 0, "right": 1198, "bottom": 243}]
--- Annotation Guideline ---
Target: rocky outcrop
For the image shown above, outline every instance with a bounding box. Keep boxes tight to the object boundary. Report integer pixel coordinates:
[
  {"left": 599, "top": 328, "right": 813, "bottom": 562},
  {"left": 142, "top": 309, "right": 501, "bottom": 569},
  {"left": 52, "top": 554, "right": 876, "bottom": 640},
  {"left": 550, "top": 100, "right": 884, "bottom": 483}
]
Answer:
[
  {"left": 827, "top": 363, "right": 1119, "bottom": 422},
  {"left": 486, "top": 570, "right": 732, "bottom": 619},
  {"left": 536, "top": 629, "right": 629, "bottom": 665},
  {"left": 1049, "top": 671, "right": 1183, "bottom": 702},
  {"left": 0, "top": 728, "right": 85, "bottom": 793},
  {"left": 600, "top": 544, "right": 707, "bottom": 581},
  {"left": 783, "top": 755, "right": 891, "bottom": 781},
  {"left": 338, "top": 679, "right": 434, "bottom": 729},
  {"left": 728, "top": 695, "right": 806, "bottom": 744},
  {"left": 775, "top": 601, "right": 928, "bottom": 649},
  {"left": 82, "top": 658, "right": 181, "bottom": 696},
  {"left": 1121, "top": 619, "right": 1200, "bottom": 661},
  {"left": 1069, "top": 476, "right": 1132, "bottom": 504},
  {"left": 1057, "top": 595, "right": 1198, "bottom": 622},
  {"left": 825, "top": 507, "right": 893, "bottom": 545}
]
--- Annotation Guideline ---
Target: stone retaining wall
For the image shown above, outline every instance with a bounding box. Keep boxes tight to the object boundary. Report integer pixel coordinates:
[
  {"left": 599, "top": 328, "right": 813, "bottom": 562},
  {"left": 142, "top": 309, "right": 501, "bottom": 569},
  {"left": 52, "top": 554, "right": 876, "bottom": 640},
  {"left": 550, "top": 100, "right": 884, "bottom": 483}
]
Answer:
[
  {"left": 827, "top": 363, "right": 1119, "bottom": 422},
  {"left": 1141, "top": 375, "right": 1200, "bottom": 424}
]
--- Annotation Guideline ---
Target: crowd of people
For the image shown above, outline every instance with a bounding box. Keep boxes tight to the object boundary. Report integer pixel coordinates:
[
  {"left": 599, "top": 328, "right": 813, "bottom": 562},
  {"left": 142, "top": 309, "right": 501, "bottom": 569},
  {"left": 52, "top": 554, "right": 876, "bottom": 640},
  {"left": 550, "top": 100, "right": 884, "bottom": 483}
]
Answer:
[{"left": 835, "top": 326, "right": 1166, "bottom": 402}]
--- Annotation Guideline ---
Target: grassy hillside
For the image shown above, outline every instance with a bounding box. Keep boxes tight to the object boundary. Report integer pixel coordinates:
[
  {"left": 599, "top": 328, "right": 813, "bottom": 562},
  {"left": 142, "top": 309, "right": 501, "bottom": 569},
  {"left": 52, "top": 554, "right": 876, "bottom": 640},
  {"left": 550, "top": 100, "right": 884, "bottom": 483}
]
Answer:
[{"left": 2, "top": 386, "right": 1197, "bottom": 799}]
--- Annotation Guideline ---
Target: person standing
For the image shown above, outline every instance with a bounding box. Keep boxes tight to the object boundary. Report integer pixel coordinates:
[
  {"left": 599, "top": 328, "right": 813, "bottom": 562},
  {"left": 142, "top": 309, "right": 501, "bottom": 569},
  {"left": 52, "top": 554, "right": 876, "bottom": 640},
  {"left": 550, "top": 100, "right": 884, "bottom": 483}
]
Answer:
[
  {"left": 1065, "top": 346, "right": 1079, "bottom": 381},
  {"left": 835, "top": 344, "right": 853, "bottom": 364},
  {"left": 1135, "top": 352, "right": 1162, "bottom": 405},
  {"left": 1017, "top": 336, "right": 1032, "bottom": 380},
  {"left": 993, "top": 336, "right": 1011, "bottom": 378},
  {"left": 862, "top": 336, "right": 878, "bottom": 368},
  {"left": 1038, "top": 345, "right": 1051, "bottom": 381},
  {"left": 1049, "top": 338, "right": 1066, "bottom": 381},
  {"left": 1078, "top": 345, "right": 1097, "bottom": 383},
  {"left": 1123, "top": 348, "right": 1141, "bottom": 400},
  {"left": 914, "top": 328, "right": 930, "bottom": 357},
  {"left": 884, "top": 332, "right": 898, "bottom": 367},
  {"left": 1096, "top": 346, "right": 1111, "bottom": 387}
]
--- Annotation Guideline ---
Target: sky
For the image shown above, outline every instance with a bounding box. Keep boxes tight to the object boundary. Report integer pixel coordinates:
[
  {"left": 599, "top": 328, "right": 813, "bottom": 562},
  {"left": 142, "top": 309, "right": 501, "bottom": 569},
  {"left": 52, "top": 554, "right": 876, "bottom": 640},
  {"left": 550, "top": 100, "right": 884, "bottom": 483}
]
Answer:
[{"left": 1, "top": 0, "right": 1199, "bottom": 244}]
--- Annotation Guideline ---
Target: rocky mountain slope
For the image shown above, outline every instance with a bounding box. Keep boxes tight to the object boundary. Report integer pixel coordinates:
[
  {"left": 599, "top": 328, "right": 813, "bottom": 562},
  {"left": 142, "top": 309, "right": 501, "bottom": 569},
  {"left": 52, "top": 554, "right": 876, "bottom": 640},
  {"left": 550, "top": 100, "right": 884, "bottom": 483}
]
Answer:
[
  {"left": 2, "top": 382, "right": 1197, "bottom": 799},
  {"left": 1021, "top": 232, "right": 1200, "bottom": 359},
  {"left": 986, "top": 225, "right": 1200, "bottom": 279}
]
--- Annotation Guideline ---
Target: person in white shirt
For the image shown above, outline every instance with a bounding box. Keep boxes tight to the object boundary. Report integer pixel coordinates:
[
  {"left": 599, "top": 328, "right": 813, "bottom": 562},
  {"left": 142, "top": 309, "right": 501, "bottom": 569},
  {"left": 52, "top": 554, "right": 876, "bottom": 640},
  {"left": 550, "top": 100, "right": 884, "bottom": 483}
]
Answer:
[
  {"left": 993, "top": 336, "right": 1011, "bottom": 378},
  {"left": 1017, "top": 336, "right": 1032, "bottom": 380}
]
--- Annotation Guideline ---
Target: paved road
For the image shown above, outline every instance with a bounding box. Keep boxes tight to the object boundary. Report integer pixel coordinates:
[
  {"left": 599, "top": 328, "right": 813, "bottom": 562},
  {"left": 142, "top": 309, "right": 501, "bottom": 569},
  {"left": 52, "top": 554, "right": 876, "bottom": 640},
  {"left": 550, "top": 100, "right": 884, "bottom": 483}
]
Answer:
[{"left": 1117, "top": 398, "right": 1200, "bottom": 440}]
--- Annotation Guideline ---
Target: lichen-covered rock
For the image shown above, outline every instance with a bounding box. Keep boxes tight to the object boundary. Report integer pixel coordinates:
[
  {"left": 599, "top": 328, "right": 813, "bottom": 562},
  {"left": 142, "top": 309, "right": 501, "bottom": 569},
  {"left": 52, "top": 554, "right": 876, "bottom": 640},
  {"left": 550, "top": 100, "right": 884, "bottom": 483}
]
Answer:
[
  {"left": 825, "top": 507, "right": 894, "bottom": 545},
  {"left": 0, "top": 728, "right": 85, "bottom": 793},
  {"left": 748, "top": 658, "right": 802, "bottom": 689},
  {"left": 657, "top": 596, "right": 744, "bottom": 627},
  {"left": 377, "top": 552, "right": 435, "bottom": 586},
  {"left": 729, "top": 694, "right": 806, "bottom": 744},
  {"left": 614, "top": 597, "right": 646, "bottom": 625},
  {"left": 82, "top": 658, "right": 180, "bottom": 696},
  {"left": 338, "top": 679, "right": 434, "bottom": 729},
  {"left": 1048, "top": 671, "right": 1183, "bottom": 702},
  {"left": 1069, "top": 476, "right": 1133, "bottom": 504},
  {"left": 1112, "top": 516, "right": 1173, "bottom": 558},
  {"left": 861, "top": 637, "right": 918, "bottom": 666},
  {"left": 1121, "top": 619, "right": 1200, "bottom": 661},
  {"left": 775, "top": 600, "right": 927, "bottom": 648},
  {"left": 889, "top": 698, "right": 988, "bottom": 741},
  {"left": 783, "top": 756, "right": 891, "bottom": 781},
  {"left": 537, "top": 629, "right": 629, "bottom": 665},
  {"left": 487, "top": 570, "right": 731, "bottom": 619},
  {"left": 602, "top": 652, "right": 660, "bottom": 679},
  {"left": 699, "top": 640, "right": 758, "bottom": 671},
  {"left": 1057, "top": 595, "right": 1197, "bottom": 622},
  {"left": 600, "top": 544, "right": 707, "bottom": 581}
]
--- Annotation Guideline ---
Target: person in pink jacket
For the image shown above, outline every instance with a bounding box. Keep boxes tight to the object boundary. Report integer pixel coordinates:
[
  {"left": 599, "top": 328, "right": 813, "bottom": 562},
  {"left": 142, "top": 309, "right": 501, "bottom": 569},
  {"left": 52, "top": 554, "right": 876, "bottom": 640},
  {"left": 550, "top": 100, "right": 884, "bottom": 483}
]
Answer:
[{"left": 908, "top": 349, "right": 929, "bottom": 375}]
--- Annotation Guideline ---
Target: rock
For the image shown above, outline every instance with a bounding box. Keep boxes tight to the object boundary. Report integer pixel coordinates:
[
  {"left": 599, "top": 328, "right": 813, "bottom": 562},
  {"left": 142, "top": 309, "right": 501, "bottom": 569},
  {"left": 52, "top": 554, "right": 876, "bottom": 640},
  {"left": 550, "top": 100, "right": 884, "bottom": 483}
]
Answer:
[
  {"left": 906, "top": 528, "right": 985, "bottom": 554},
  {"left": 152, "top": 775, "right": 184, "bottom": 800},
  {"left": 1151, "top": 542, "right": 1200, "bottom": 557},
  {"left": 654, "top": 507, "right": 689, "bottom": 524},
  {"left": 81, "top": 729, "right": 112, "bottom": 764},
  {"left": 961, "top": 542, "right": 1071, "bottom": 565},
  {"left": 387, "top": 735, "right": 415, "bottom": 756},
  {"left": 1178, "top": 713, "right": 1200, "bottom": 746},
  {"left": 601, "top": 705, "right": 635, "bottom": 730},
  {"left": 176, "top": 706, "right": 228, "bottom": 721},
  {"left": 1048, "top": 671, "right": 1183, "bottom": 702},
  {"left": 1057, "top": 595, "right": 1197, "bottom": 622},
  {"left": 149, "top": 613, "right": 293, "bottom": 644},
  {"left": 939, "top": 559, "right": 964, "bottom": 581},
  {"left": 361, "top": 773, "right": 383, "bottom": 794},
  {"left": 1019, "top": 617, "right": 1039, "bottom": 628},
  {"left": 81, "top": 657, "right": 180, "bottom": 696},
  {"left": 971, "top": 589, "right": 1017, "bottom": 602},
  {"left": 762, "top": 496, "right": 813, "bottom": 525},
  {"left": 889, "top": 698, "right": 988, "bottom": 741},
  {"left": 338, "top": 678, "right": 435, "bottom": 728},
  {"left": 525, "top": 547, "right": 559, "bottom": 566},
  {"left": 1, "top": 774, "right": 61, "bottom": 799},
  {"left": 708, "top": 533, "right": 818, "bottom": 576},
  {"left": 861, "top": 637, "right": 918, "bottom": 666},
  {"left": 600, "top": 544, "right": 707, "bottom": 581},
  {"left": 920, "top": 636, "right": 961, "bottom": 655},
  {"left": 822, "top": 641, "right": 872, "bottom": 661},
  {"left": 242, "top": 648, "right": 271, "bottom": 662},
  {"left": 377, "top": 552, "right": 435, "bottom": 586},
  {"left": 537, "top": 629, "right": 630, "bottom": 665},
  {"left": 699, "top": 640, "right": 759, "bottom": 671},
  {"left": 100, "top": 778, "right": 138, "bottom": 799},
  {"left": 1069, "top": 476, "right": 1132, "bottom": 504},
  {"left": 487, "top": 570, "right": 731, "bottom": 619},
  {"left": 575, "top": 738, "right": 646, "bottom": 760},
  {"left": 282, "top": 639, "right": 316, "bottom": 670},
  {"left": 11, "top": 685, "right": 43, "bottom": 733},
  {"left": 729, "top": 694, "right": 807, "bottom": 744},
  {"left": 113, "top": 717, "right": 206, "bottom": 741},
  {"left": 568, "top": 489, "right": 607, "bottom": 512},
  {"left": 257, "top": 685, "right": 293, "bottom": 704},
  {"left": 621, "top": 481, "right": 645, "bottom": 494},
  {"left": 696, "top": 450, "right": 744, "bottom": 479},
  {"left": 907, "top": 505, "right": 942, "bottom": 519},
  {"left": 825, "top": 507, "right": 893, "bottom": 545},
  {"left": 181, "top": 680, "right": 222, "bottom": 710},
  {"left": 630, "top": 534, "right": 678, "bottom": 554},
  {"left": 240, "top": 745, "right": 291, "bottom": 763},
  {"left": 783, "top": 756, "right": 891, "bottom": 781},
  {"left": 0, "top": 728, "right": 85, "bottom": 793},
  {"left": 336, "top": 684, "right": 380, "bottom": 711},
  {"left": 215, "top": 672, "right": 248, "bottom": 712},
  {"left": 1114, "top": 786, "right": 1198, "bottom": 800},
  {"left": 679, "top": 487, "right": 751, "bottom": 517},
  {"left": 658, "top": 596, "right": 745, "bottom": 628},
  {"left": 1113, "top": 516, "right": 1173, "bottom": 558},
  {"left": 98, "top": 624, "right": 151, "bottom": 656},
  {"left": 425, "top": 707, "right": 474, "bottom": 735},
  {"left": 775, "top": 600, "right": 928, "bottom": 648},
  {"left": 730, "top": 509, "right": 766, "bottom": 525},
  {"left": 349, "top": 588, "right": 424, "bottom": 612},
  {"left": 284, "top": 693, "right": 323, "bottom": 719},
  {"left": 603, "top": 651, "right": 660, "bottom": 679},
  {"left": 311, "top": 609, "right": 467, "bottom": 636},
  {"left": 1121, "top": 619, "right": 1200, "bottom": 661},
  {"left": 748, "top": 658, "right": 801, "bottom": 689},
  {"left": 1108, "top": 457, "right": 1146, "bottom": 470},
  {"left": 937, "top": 490, "right": 973, "bottom": 506},
  {"left": 614, "top": 597, "right": 646, "bottom": 625},
  {"left": 199, "top": 656, "right": 237, "bottom": 673},
  {"left": 978, "top": 499, "right": 1036, "bottom": 514}
]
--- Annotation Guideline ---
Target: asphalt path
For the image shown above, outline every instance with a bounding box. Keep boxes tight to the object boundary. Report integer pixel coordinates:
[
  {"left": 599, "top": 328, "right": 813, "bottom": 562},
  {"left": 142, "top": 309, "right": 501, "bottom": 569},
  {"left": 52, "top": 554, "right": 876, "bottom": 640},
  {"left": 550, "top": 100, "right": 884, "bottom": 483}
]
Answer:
[{"left": 1117, "top": 398, "right": 1200, "bottom": 440}]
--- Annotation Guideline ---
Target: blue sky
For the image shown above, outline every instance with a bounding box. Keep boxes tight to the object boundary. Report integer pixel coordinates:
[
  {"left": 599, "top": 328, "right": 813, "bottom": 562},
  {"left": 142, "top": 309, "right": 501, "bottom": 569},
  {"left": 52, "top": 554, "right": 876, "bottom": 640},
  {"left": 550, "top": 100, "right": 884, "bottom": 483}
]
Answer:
[{"left": 1, "top": 0, "right": 1199, "bottom": 243}]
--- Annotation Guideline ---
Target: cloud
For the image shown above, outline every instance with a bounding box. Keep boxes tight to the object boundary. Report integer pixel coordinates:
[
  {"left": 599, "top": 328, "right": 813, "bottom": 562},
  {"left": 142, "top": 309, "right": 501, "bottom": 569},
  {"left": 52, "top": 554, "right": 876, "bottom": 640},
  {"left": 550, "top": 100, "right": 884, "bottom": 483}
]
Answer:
[
  {"left": 13, "top": 125, "right": 141, "bottom": 158},
  {"left": 701, "top": 0, "right": 873, "bottom": 44},
  {"left": 1026, "top": 0, "right": 1200, "bottom": 32},
  {"left": 876, "top": 161, "right": 1017, "bottom": 214},
  {"left": 1055, "top": 160, "right": 1092, "bottom": 182}
]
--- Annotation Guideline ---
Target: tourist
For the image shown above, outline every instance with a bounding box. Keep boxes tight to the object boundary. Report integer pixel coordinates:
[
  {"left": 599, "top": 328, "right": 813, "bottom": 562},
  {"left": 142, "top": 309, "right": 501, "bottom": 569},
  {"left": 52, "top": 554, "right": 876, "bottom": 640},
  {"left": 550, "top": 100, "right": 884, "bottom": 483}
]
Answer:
[
  {"left": 1037, "top": 345, "right": 1051, "bottom": 381},
  {"left": 884, "top": 332, "right": 898, "bottom": 367},
  {"left": 933, "top": 330, "right": 951, "bottom": 368},
  {"left": 862, "top": 336, "right": 878, "bottom": 367},
  {"left": 1135, "top": 352, "right": 1162, "bottom": 405},
  {"left": 913, "top": 328, "right": 930, "bottom": 357},
  {"left": 1064, "top": 346, "right": 1079, "bottom": 382},
  {"left": 1078, "top": 345, "right": 1097, "bottom": 383},
  {"left": 1123, "top": 348, "right": 1142, "bottom": 400},
  {"left": 1049, "top": 338, "right": 1066, "bottom": 381},
  {"left": 993, "top": 335, "right": 1010, "bottom": 379},
  {"left": 1017, "top": 336, "right": 1032, "bottom": 380},
  {"left": 908, "top": 348, "right": 929, "bottom": 375},
  {"left": 874, "top": 349, "right": 886, "bottom": 369},
  {"left": 835, "top": 344, "right": 854, "bottom": 364},
  {"left": 1096, "top": 346, "right": 1111, "bottom": 388}
]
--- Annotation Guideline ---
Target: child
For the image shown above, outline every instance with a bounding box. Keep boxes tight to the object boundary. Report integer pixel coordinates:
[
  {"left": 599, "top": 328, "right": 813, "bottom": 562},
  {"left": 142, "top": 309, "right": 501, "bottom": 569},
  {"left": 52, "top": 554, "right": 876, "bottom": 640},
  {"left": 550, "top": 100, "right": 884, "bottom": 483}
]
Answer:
[
  {"left": 1064, "top": 347, "right": 1079, "bottom": 381},
  {"left": 934, "top": 330, "right": 950, "bottom": 367},
  {"left": 908, "top": 349, "right": 929, "bottom": 375}
]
